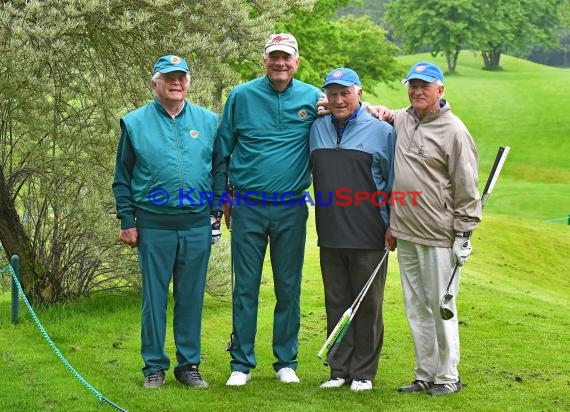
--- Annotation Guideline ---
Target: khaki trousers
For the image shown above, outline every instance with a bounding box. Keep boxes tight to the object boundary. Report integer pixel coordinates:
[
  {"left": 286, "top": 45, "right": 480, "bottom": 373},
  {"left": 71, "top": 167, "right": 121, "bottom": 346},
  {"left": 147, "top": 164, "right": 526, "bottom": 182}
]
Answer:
[{"left": 397, "top": 239, "right": 461, "bottom": 384}]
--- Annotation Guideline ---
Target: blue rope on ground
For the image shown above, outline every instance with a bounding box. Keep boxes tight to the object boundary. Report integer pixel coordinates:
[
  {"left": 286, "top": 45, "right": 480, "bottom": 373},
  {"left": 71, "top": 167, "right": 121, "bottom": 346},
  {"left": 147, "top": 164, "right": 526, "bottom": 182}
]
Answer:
[{"left": 0, "top": 264, "right": 127, "bottom": 412}]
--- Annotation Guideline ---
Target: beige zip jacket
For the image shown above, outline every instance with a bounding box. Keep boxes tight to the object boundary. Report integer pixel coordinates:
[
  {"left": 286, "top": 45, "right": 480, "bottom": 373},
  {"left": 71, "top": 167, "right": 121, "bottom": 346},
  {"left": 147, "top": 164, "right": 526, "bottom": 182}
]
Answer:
[{"left": 390, "top": 101, "right": 482, "bottom": 248}]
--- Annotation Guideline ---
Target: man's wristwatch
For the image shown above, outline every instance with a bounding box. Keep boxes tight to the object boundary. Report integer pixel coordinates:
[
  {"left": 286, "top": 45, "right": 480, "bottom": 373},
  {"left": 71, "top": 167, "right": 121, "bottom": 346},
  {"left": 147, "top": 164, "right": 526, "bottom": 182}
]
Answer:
[{"left": 456, "top": 231, "right": 472, "bottom": 238}]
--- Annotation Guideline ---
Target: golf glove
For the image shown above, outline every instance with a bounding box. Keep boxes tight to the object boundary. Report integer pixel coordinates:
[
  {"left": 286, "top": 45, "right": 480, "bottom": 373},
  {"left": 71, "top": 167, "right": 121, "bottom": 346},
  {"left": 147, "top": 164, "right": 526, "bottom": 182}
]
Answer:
[
  {"left": 211, "top": 210, "right": 222, "bottom": 244},
  {"left": 453, "top": 235, "right": 472, "bottom": 266}
]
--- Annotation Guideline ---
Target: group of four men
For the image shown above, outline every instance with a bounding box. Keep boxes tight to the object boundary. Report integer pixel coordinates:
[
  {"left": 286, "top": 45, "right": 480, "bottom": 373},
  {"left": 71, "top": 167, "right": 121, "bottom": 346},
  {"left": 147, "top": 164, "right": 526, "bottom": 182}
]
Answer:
[{"left": 112, "top": 33, "right": 481, "bottom": 396}]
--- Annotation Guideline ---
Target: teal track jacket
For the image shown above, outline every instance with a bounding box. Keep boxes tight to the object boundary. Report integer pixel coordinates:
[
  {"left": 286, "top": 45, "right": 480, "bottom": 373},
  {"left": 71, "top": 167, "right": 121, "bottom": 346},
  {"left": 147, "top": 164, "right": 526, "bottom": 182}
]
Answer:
[
  {"left": 113, "top": 98, "right": 225, "bottom": 229},
  {"left": 218, "top": 75, "right": 322, "bottom": 199}
]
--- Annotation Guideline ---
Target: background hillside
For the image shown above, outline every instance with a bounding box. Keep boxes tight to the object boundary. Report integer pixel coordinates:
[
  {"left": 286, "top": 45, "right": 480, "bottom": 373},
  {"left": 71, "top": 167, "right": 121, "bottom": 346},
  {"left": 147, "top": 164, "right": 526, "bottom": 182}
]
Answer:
[
  {"left": 371, "top": 52, "right": 570, "bottom": 222},
  {"left": 1, "top": 55, "right": 569, "bottom": 411}
]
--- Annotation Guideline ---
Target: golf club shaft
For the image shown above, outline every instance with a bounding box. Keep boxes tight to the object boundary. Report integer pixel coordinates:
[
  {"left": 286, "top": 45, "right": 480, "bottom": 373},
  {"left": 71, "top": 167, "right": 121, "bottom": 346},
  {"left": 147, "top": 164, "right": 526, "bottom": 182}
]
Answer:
[
  {"left": 444, "top": 264, "right": 459, "bottom": 294},
  {"left": 349, "top": 249, "right": 386, "bottom": 311},
  {"left": 348, "top": 249, "right": 390, "bottom": 322}
]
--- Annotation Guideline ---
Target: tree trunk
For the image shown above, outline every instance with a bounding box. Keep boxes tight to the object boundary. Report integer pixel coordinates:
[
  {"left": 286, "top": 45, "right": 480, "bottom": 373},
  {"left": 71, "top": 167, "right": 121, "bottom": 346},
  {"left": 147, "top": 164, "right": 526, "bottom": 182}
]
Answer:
[
  {"left": 0, "top": 165, "right": 48, "bottom": 304},
  {"left": 482, "top": 46, "right": 502, "bottom": 70},
  {"left": 445, "top": 48, "right": 460, "bottom": 73},
  {"left": 492, "top": 49, "right": 502, "bottom": 69}
]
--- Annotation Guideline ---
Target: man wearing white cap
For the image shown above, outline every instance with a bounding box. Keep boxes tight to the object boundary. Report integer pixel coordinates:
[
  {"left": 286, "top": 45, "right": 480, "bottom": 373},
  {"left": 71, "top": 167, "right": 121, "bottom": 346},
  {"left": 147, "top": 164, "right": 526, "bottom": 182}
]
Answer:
[
  {"left": 219, "top": 34, "right": 322, "bottom": 386},
  {"left": 113, "top": 55, "right": 225, "bottom": 389}
]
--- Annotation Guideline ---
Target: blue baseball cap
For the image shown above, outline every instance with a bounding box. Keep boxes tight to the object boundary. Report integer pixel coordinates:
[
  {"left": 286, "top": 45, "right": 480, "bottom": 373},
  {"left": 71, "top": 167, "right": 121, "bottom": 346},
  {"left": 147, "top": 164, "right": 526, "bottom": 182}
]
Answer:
[
  {"left": 403, "top": 61, "right": 444, "bottom": 83},
  {"left": 323, "top": 68, "right": 361, "bottom": 88},
  {"left": 153, "top": 55, "right": 190, "bottom": 74}
]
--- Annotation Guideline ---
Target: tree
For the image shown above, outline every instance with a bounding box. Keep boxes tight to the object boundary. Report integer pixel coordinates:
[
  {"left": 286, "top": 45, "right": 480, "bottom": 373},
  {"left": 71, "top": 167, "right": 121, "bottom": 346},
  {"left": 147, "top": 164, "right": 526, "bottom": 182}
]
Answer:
[
  {"left": 385, "top": 0, "right": 566, "bottom": 71},
  {"left": 473, "top": 0, "right": 565, "bottom": 70},
  {"left": 0, "top": 0, "right": 314, "bottom": 304},
  {"left": 277, "top": 0, "right": 402, "bottom": 90},
  {"left": 385, "top": 0, "right": 481, "bottom": 73},
  {"left": 338, "top": 0, "right": 391, "bottom": 25}
]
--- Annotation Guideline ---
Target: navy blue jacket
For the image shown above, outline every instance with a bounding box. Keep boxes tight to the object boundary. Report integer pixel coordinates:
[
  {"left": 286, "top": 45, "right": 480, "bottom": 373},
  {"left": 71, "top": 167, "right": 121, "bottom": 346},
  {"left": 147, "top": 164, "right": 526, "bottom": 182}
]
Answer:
[{"left": 309, "top": 105, "right": 396, "bottom": 249}]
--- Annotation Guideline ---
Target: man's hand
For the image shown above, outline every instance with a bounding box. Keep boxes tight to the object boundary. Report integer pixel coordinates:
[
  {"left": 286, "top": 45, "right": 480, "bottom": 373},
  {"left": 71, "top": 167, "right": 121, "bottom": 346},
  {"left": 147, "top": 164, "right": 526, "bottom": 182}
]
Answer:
[
  {"left": 385, "top": 227, "right": 397, "bottom": 251},
  {"left": 119, "top": 228, "right": 138, "bottom": 248},
  {"left": 363, "top": 103, "right": 395, "bottom": 123},
  {"left": 211, "top": 210, "right": 223, "bottom": 244},
  {"left": 222, "top": 201, "right": 232, "bottom": 230},
  {"left": 453, "top": 235, "right": 472, "bottom": 266},
  {"left": 317, "top": 96, "right": 330, "bottom": 116}
]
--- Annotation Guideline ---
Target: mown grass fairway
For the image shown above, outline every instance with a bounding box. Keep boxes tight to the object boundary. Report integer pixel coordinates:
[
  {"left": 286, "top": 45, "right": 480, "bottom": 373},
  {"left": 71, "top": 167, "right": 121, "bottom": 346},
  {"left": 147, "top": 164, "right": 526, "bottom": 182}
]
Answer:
[{"left": 1, "top": 54, "right": 569, "bottom": 411}]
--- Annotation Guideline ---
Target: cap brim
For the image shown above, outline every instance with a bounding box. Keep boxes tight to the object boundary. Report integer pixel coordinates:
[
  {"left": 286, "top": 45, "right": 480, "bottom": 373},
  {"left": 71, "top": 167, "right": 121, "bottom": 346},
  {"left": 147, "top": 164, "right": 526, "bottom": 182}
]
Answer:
[
  {"left": 402, "top": 74, "right": 438, "bottom": 84},
  {"left": 323, "top": 80, "right": 357, "bottom": 87},
  {"left": 265, "top": 45, "right": 297, "bottom": 55},
  {"left": 157, "top": 67, "right": 189, "bottom": 74}
]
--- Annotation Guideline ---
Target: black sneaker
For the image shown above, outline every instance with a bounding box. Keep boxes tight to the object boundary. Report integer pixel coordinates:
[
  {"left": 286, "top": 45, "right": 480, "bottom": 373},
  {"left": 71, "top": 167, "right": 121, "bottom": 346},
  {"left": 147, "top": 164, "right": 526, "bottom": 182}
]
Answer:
[
  {"left": 427, "top": 380, "right": 462, "bottom": 396},
  {"left": 174, "top": 365, "right": 208, "bottom": 388},
  {"left": 143, "top": 370, "right": 165, "bottom": 389},
  {"left": 398, "top": 379, "right": 434, "bottom": 392}
]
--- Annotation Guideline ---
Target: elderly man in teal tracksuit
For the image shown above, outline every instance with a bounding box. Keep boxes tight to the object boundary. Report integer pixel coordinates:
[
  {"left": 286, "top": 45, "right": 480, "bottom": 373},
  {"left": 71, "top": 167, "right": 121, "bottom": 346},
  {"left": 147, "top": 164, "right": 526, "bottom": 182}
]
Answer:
[
  {"left": 218, "top": 33, "right": 322, "bottom": 386},
  {"left": 113, "top": 55, "right": 225, "bottom": 389}
]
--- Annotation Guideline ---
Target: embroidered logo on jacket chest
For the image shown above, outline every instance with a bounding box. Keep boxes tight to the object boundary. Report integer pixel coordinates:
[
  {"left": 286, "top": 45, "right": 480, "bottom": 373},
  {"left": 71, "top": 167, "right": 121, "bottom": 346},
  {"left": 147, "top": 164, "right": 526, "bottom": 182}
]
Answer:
[{"left": 189, "top": 130, "right": 199, "bottom": 139}]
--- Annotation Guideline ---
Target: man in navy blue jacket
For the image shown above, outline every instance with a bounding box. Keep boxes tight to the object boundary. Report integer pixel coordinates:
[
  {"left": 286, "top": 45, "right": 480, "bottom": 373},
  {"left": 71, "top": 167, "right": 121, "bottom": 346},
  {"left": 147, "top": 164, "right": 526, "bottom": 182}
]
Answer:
[{"left": 309, "top": 68, "right": 396, "bottom": 391}]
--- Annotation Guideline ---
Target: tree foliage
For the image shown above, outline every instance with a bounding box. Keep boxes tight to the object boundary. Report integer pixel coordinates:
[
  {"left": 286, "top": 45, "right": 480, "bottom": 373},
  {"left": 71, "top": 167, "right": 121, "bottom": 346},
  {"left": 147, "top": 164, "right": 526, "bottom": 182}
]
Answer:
[
  {"left": 385, "top": 0, "right": 565, "bottom": 71},
  {"left": 473, "top": 0, "right": 565, "bottom": 70},
  {"left": 0, "top": 0, "right": 314, "bottom": 304},
  {"left": 385, "top": 0, "right": 481, "bottom": 72},
  {"left": 277, "top": 0, "right": 402, "bottom": 90},
  {"left": 338, "top": 0, "right": 391, "bottom": 26}
]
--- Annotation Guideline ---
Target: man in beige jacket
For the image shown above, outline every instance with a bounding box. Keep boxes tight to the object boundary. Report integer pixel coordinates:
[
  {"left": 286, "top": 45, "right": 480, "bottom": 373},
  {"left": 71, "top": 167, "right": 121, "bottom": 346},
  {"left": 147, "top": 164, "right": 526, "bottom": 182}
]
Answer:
[{"left": 379, "top": 61, "right": 482, "bottom": 396}]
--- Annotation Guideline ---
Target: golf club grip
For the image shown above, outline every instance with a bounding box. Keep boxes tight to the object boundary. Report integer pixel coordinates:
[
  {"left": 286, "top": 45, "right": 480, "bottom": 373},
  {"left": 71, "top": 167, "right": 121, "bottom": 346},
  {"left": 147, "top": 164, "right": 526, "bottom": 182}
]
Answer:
[
  {"left": 481, "top": 146, "right": 510, "bottom": 207},
  {"left": 317, "top": 309, "right": 351, "bottom": 359},
  {"left": 482, "top": 147, "right": 504, "bottom": 194},
  {"left": 324, "top": 320, "right": 351, "bottom": 364}
]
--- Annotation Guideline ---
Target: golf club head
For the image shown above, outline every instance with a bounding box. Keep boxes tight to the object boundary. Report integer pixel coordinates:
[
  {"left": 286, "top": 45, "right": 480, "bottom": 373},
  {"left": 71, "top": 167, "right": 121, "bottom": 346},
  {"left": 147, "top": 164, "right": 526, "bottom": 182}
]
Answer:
[
  {"left": 226, "top": 332, "right": 235, "bottom": 351},
  {"left": 440, "top": 293, "right": 455, "bottom": 320}
]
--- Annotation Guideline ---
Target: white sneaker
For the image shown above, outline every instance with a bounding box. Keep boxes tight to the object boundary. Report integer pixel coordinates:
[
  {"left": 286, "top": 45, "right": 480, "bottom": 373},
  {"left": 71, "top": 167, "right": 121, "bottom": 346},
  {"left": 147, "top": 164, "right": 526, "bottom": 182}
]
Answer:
[
  {"left": 351, "top": 379, "right": 372, "bottom": 391},
  {"left": 320, "top": 377, "right": 346, "bottom": 388},
  {"left": 226, "top": 371, "right": 251, "bottom": 386},
  {"left": 276, "top": 367, "right": 300, "bottom": 383}
]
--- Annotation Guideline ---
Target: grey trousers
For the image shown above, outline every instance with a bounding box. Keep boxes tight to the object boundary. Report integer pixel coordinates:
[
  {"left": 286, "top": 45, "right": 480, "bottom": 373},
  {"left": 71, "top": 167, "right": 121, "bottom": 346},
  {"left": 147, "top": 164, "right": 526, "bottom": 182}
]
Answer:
[{"left": 320, "top": 247, "right": 388, "bottom": 381}]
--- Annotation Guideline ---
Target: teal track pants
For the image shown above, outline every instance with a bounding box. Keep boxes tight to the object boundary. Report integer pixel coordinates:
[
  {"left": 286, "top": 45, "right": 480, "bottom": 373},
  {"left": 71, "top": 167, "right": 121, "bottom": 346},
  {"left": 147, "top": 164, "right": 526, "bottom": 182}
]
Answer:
[
  {"left": 229, "top": 202, "right": 308, "bottom": 373},
  {"left": 137, "top": 224, "right": 211, "bottom": 376}
]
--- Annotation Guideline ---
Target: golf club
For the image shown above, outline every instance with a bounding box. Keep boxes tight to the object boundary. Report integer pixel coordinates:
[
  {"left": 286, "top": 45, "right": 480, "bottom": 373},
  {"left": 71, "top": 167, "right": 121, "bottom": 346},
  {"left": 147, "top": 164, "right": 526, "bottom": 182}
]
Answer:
[
  {"left": 317, "top": 249, "right": 390, "bottom": 364},
  {"left": 440, "top": 265, "right": 459, "bottom": 320},
  {"left": 439, "top": 146, "right": 510, "bottom": 320}
]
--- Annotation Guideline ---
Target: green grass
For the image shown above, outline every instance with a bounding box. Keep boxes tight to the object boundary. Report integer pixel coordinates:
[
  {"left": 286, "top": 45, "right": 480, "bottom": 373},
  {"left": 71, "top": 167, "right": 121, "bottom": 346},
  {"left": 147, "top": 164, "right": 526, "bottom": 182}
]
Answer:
[{"left": 1, "top": 54, "right": 570, "bottom": 411}]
